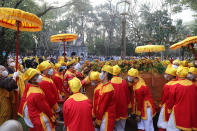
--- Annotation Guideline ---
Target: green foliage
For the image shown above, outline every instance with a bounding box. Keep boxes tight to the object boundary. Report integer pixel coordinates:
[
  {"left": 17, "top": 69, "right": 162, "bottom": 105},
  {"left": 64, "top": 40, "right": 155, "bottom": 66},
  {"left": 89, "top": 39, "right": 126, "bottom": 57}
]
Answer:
[{"left": 153, "top": 62, "right": 166, "bottom": 74}]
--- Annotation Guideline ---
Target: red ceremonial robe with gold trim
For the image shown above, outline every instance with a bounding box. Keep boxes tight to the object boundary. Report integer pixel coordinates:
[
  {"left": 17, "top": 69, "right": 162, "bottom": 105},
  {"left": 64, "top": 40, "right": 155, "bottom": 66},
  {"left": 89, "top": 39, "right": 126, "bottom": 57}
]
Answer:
[
  {"left": 110, "top": 76, "right": 131, "bottom": 121},
  {"left": 95, "top": 82, "right": 116, "bottom": 131},
  {"left": 167, "top": 79, "right": 197, "bottom": 130},
  {"left": 18, "top": 83, "right": 31, "bottom": 117},
  {"left": 39, "top": 75, "right": 59, "bottom": 112},
  {"left": 53, "top": 71, "right": 64, "bottom": 97},
  {"left": 92, "top": 83, "right": 103, "bottom": 118},
  {"left": 26, "top": 85, "right": 56, "bottom": 131},
  {"left": 63, "top": 93, "right": 94, "bottom": 131},
  {"left": 130, "top": 77, "right": 156, "bottom": 120},
  {"left": 160, "top": 79, "right": 177, "bottom": 122}
]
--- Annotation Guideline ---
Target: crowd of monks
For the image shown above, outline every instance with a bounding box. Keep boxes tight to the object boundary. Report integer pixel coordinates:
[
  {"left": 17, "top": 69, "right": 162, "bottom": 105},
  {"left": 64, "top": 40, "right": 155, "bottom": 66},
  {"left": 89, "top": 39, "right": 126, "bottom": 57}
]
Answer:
[{"left": 0, "top": 56, "right": 197, "bottom": 131}]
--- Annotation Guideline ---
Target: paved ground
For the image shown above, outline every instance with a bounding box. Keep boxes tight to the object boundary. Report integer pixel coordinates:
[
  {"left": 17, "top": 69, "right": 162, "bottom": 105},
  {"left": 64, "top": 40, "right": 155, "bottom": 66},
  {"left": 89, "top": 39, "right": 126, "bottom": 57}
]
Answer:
[{"left": 19, "top": 113, "right": 160, "bottom": 131}]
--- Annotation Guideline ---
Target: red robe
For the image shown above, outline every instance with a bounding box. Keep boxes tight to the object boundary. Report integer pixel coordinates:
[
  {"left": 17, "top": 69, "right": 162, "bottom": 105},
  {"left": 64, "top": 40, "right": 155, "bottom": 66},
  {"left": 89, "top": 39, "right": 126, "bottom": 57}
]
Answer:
[
  {"left": 53, "top": 71, "right": 64, "bottom": 97},
  {"left": 63, "top": 93, "right": 94, "bottom": 131},
  {"left": 160, "top": 79, "right": 177, "bottom": 121},
  {"left": 18, "top": 83, "right": 31, "bottom": 117},
  {"left": 26, "top": 85, "right": 56, "bottom": 131},
  {"left": 130, "top": 77, "right": 156, "bottom": 120},
  {"left": 95, "top": 82, "right": 116, "bottom": 131},
  {"left": 92, "top": 83, "right": 103, "bottom": 118},
  {"left": 167, "top": 79, "right": 197, "bottom": 130},
  {"left": 110, "top": 76, "right": 131, "bottom": 121},
  {"left": 39, "top": 75, "right": 59, "bottom": 113}
]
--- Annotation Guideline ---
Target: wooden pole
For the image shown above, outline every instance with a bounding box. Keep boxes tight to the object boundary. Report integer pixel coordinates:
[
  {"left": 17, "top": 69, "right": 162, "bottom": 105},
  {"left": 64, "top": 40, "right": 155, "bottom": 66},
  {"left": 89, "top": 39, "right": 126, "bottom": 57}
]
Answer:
[{"left": 16, "top": 21, "right": 20, "bottom": 71}]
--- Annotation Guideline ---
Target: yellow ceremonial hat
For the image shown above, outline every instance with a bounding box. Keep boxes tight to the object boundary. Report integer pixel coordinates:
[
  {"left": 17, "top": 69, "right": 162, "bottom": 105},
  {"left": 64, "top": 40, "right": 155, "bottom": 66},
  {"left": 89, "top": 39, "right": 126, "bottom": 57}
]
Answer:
[
  {"left": 181, "top": 60, "right": 188, "bottom": 67},
  {"left": 30, "top": 56, "right": 33, "bottom": 60},
  {"left": 188, "top": 62, "right": 194, "bottom": 67},
  {"left": 166, "top": 60, "right": 170, "bottom": 65},
  {"left": 55, "top": 63, "right": 61, "bottom": 69},
  {"left": 176, "top": 66, "right": 189, "bottom": 78},
  {"left": 58, "top": 56, "right": 64, "bottom": 62},
  {"left": 189, "top": 67, "right": 197, "bottom": 75},
  {"left": 113, "top": 65, "right": 121, "bottom": 76},
  {"left": 68, "top": 77, "right": 82, "bottom": 93},
  {"left": 67, "top": 59, "right": 76, "bottom": 66},
  {"left": 23, "top": 57, "right": 28, "bottom": 62},
  {"left": 102, "top": 65, "right": 113, "bottom": 75},
  {"left": 165, "top": 64, "right": 177, "bottom": 76},
  {"left": 24, "top": 68, "right": 39, "bottom": 81},
  {"left": 37, "top": 61, "right": 52, "bottom": 72},
  {"left": 128, "top": 68, "right": 139, "bottom": 77},
  {"left": 173, "top": 59, "right": 181, "bottom": 65},
  {"left": 90, "top": 71, "right": 100, "bottom": 81},
  {"left": 130, "top": 56, "right": 134, "bottom": 59}
]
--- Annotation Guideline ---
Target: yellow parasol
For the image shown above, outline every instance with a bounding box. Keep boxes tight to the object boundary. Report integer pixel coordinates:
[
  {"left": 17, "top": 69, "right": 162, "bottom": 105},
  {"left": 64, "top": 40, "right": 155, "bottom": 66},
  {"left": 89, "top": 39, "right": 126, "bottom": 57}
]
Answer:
[
  {"left": 135, "top": 43, "right": 165, "bottom": 57},
  {"left": 135, "top": 43, "right": 165, "bottom": 89},
  {"left": 135, "top": 45, "right": 165, "bottom": 53},
  {"left": 170, "top": 35, "right": 197, "bottom": 59},
  {"left": 50, "top": 34, "right": 77, "bottom": 61},
  {"left": 0, "top": 8, "right": 42, "bottom": 71},
  {"left": 170, "top": 36, "right": 197, "bottom": 50}
]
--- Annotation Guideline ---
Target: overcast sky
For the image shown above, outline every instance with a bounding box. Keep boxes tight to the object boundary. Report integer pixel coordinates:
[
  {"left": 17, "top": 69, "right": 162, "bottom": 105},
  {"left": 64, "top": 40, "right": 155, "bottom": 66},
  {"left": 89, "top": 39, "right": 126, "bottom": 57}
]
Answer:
[
  {"left": 39, "top": 0, "right": 195, "bottom": 23},
  {"left": 90, "top": 0, "right": 195, "bottom": 23}
]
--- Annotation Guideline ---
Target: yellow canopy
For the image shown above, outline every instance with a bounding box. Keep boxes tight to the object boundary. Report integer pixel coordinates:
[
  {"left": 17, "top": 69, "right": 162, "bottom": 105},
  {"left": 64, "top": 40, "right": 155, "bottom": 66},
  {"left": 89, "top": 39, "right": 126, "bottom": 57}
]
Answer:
[
  {"left": 0, "top": 8, "right": 42, "bottom": 32},
  {"left": 170, "top": 36, "right": 197, "bottom": 50},
  {"left": 135, "top": 45, "right": 165, "bottom": 53},
  {"left": 50, "top": 34, "right": 77, "bottom": 43}
]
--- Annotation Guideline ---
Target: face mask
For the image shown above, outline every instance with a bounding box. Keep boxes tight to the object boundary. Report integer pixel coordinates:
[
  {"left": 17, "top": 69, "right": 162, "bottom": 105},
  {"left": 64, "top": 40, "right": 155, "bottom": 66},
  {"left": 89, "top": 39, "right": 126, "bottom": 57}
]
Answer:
[
  {"left": 91, "top": 81, "right": 97, "bottom": 86},
  {"left": 19, "top": 60, "right": 22, "bottom": 64},
  {"left": 36, "top": 75, "right": 42, "bottom": 83},
  {"left": 194, "top": 62, "right": 197, "bottom": 68},
  {"left": 80, "top": 61, "right": 84, "bottom": 64},
  {"left": 164, "top": 74, "right": 169, "bottom": 81},
  {"left": 10, "top": 62, "right": 15, "bottom": 67},
  {"left": 2, "top": 71, "right": 8, "bottom": 77},
  {"left": 61, "top": 66, "right": 66, "bottom": 70},
  {"left": 99, "top": 72, "right": 104, "bottom": 81},
  {"left": 2, "top": 52, "right": 6, "bottom": 56},
  {"left": 128, "top": 77, "right": 134, "bottom": 82},
  {"left": 128, "top": 77, "right": 131, "bottom": 81},
  {"left": 48, "top": 69, "right": 53, "bottom": 76},
  {"left": 172, "top": 64, "right": 178, "bottom": 69},
  {"left": 187, "top": 74, "right": 195, "bottom": 81}
]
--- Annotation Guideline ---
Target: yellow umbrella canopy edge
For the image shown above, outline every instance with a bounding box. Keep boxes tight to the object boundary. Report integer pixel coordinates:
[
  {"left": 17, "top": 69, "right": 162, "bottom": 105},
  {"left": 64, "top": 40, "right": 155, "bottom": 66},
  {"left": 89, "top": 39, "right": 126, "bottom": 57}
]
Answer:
[
  {"left": 50, "top": 34, "right": 77, "bottom": 42},
  {"left": 135, "top": 45, "right": 165, "bottom": 53},
  {"left": 0, "top": 8, "right": 42, "bottom": 32},
  {"left": 170, "top": 36, "right": 197, "bottom": 50}
]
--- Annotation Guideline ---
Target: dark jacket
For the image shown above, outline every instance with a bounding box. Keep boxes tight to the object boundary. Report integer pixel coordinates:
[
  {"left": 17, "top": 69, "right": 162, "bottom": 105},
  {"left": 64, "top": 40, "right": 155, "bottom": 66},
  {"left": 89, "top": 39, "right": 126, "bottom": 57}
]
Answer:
[{"left": 0, "top": 77, "right": 18, "bottom": 91}]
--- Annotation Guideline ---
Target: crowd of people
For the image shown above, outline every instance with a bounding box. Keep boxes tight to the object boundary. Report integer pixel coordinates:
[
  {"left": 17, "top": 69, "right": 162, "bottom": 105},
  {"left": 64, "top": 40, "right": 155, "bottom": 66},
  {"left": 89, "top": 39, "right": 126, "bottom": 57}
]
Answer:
[{"left": 0, "top": 55, "right": 197, "bottom": 131}]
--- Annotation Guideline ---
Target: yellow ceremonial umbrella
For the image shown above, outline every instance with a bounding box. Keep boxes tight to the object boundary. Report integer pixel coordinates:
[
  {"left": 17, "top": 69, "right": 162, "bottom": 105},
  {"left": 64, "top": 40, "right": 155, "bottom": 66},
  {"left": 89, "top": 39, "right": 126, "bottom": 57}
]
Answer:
[
  {"left": 170, "top": 35, "right": 197, "bottom": 59},
  {"left": 135, "top": 43, "right": 165, "bottom": 88},
  {"left": 135, "top": 43, "right": 165, "bottom": 57},
  {"left": 0, "top": 8, "right": 42, "bottom": 71},
  {"left": 50, "top": 34, "right": 77, "bottom": 61}
]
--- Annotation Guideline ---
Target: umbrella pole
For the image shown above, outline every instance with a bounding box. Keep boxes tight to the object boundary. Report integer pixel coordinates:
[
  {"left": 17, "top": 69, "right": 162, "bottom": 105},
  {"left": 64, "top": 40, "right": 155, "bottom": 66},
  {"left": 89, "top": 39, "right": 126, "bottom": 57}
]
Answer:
[
  {"left": 191, "top": 46, "right": 197, "bottom": 60},
  {"left": 16, "top": 21, "right": 20, "bottom": 71},
  {"left": 64, "top": 41, "right": 66, "bottom": 62},
  {"left": 149, "top": 52, "right": 151, "bottom": 58}
]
